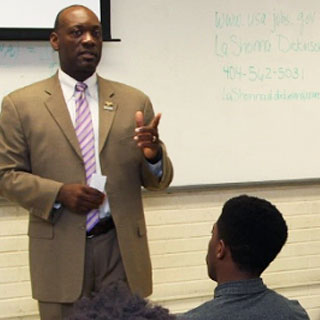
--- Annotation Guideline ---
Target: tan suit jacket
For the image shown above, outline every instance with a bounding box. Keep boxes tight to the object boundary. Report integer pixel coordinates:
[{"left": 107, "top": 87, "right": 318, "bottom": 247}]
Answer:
[{"left": 0, "top": 73, "right": 173, "bottom": 303}]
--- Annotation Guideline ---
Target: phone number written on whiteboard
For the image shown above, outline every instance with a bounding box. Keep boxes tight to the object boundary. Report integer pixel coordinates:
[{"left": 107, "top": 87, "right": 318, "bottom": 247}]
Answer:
[{"left": 223, "top": 65, "right": 304, "bottom": 81}]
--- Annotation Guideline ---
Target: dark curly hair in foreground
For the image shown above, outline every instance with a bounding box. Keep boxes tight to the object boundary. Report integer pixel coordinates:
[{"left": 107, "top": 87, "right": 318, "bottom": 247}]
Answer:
[{"left": 67, "top": 281, "right": 177, "bottom": 320}]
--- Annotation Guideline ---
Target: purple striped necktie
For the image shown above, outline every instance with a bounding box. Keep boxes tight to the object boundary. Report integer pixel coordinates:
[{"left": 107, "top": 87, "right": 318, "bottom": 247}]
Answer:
[{"left": 74, "top": 82, "right": 100, "bottom": 231}]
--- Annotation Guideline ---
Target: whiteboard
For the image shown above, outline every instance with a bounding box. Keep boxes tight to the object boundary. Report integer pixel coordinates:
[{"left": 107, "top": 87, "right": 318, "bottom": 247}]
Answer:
[{"left": 1, "top": 0, "right": 320, "bottom": 186}]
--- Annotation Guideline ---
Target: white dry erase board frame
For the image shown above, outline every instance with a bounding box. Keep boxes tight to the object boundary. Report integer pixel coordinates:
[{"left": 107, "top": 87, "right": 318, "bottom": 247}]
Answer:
[
  {"left": 2, "top": 0, "right": 320, "bottom": 187},
  {"left": 0, "top": 0, "right": 117, "bottom": 41}
]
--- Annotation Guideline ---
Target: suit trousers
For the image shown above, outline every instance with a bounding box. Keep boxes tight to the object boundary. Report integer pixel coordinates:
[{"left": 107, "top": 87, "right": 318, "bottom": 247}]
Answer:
[{"left": 38, "top": 228, "right": 127, "bottom": 320}]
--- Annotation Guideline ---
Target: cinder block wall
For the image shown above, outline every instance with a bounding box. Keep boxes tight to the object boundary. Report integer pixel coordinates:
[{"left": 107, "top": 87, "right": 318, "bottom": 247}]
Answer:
[{"left": 1, "top": 182, "right": 320, "bottom": 319}]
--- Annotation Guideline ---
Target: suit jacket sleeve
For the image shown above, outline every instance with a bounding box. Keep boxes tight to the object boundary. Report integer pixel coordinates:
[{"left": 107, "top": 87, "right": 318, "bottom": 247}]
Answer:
[
  {"left": 0, "top": 95, "right": 63, "bottom": 221},
  {"left": 140, "top": 96, "right": 173, "bottom": 190}
]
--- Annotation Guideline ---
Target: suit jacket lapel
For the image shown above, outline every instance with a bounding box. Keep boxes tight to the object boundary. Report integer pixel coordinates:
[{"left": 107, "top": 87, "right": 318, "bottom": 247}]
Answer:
[
  {"left": 97, "top": 76, "right": 118, "bottom": 154},
  {"left": 44, "top": 74, "right": 83, "bottom": 160}
]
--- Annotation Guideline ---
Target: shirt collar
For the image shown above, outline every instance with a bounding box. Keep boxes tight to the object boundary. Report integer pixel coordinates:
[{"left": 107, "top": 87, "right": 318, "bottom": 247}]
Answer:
[
  {"left": 214, "top": 278, "right": 267, "bottom": 298},
  {"left": 58, "top": 69, "right": 98, "bottom": 102}
]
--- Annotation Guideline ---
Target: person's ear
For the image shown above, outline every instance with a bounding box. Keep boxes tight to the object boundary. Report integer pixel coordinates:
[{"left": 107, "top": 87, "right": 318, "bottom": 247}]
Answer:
[
  {"left": 50, "top": 32, "right": 59, "bottom": 51},
  {"left": 217, "top": 239, "right": 226, "bottom": 259}
]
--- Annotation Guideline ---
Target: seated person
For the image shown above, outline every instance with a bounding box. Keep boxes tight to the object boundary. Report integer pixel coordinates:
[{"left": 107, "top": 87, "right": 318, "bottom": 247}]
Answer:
[
  {"left": 67, "top": 280, "right": 177, "bottom": 320},
  {"left": 178, "top": 195, "right": 309, "bottom": 320}
]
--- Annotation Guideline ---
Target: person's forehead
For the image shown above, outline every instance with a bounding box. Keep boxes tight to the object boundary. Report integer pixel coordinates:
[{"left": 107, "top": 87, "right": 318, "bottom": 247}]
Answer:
[{"left": 59, "top": 7, "right": 101, "bottom": 27}]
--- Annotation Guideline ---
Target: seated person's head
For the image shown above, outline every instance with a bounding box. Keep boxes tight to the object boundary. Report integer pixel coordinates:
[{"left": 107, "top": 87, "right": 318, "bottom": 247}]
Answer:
[
  {"left": 67, "top": 280, "right": 177, "bottom": 320},
  {"left": 207, "top": 195, "right": 288, "bottom": 283}
]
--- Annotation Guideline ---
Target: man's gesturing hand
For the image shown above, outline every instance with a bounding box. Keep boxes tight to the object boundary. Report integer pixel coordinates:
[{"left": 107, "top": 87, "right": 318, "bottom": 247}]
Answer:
[{"left": 134, "top": 111, "right": 161, "bottom": 161}]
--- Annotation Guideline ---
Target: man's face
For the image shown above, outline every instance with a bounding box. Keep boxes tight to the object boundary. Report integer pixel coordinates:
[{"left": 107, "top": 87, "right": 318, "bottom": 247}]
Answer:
[
  {"left": 50, "top": 6, "right": 103, "bottom": 81},
  {"left": 206, "top": 223, "right": 219, "bottom": 281}
]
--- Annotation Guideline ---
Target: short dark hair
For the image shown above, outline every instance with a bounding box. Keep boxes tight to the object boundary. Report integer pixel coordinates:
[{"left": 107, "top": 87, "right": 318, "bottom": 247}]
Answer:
[
  {"left": 68, "top": 281, "right": 177, "bottom": 320},
  {"left": 217, "top": 195, "right": 288, "bottom": 275}
]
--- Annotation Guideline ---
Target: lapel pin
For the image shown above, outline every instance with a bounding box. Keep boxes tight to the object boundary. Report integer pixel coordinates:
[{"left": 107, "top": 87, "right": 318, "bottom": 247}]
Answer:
[{"left": 104, "top": 101, "right": 114, "bottom": 111}]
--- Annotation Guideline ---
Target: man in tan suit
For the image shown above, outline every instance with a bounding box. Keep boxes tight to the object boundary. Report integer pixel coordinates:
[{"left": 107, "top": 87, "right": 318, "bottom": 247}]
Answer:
[{"left": 0, "top": 5, "right": 173, "bottom": 320}]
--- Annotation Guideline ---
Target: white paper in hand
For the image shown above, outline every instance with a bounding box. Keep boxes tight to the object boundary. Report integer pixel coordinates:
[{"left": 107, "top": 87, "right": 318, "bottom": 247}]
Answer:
[
  {"left": 89, "top": 173, "right": 110, "bottom": 218},
  {"left": 89, "top": 173, "right": 106, "bottom": 192}
]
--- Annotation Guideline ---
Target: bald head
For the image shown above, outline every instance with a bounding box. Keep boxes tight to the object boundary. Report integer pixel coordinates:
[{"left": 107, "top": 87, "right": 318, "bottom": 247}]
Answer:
[{"left": 53, "top": 5, "right": 99, "bottom": 31}]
